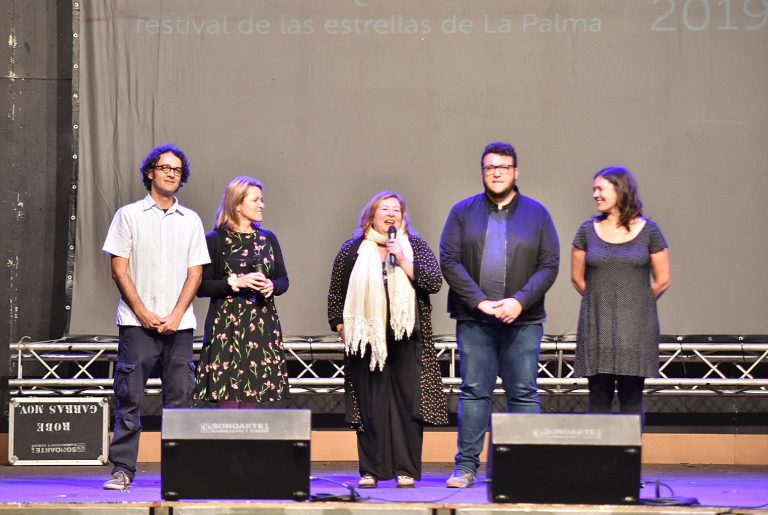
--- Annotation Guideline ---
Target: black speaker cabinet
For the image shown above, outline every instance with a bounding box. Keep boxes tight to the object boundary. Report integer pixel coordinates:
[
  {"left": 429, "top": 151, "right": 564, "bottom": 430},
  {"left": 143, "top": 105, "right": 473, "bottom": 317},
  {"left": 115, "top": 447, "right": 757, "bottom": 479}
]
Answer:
[
  {"left": 161, "top": 408, "right": 310, "bottom": 501},
  {"left": 488, "top": 413, "right": 641, "bottom": 504}
]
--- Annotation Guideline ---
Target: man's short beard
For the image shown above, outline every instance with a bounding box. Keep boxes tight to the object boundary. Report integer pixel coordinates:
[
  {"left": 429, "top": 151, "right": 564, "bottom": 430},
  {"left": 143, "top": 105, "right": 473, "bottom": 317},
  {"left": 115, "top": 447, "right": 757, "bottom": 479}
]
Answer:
[{"left": 485, "top": 181, "right": 516, "bottom": 203}]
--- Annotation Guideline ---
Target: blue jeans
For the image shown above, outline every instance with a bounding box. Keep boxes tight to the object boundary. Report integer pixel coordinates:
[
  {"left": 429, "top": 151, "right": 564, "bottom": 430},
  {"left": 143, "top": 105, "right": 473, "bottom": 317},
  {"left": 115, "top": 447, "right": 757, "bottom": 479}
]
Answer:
[{"left": 454, "top": 321, "right": 543, "bottom": 474}]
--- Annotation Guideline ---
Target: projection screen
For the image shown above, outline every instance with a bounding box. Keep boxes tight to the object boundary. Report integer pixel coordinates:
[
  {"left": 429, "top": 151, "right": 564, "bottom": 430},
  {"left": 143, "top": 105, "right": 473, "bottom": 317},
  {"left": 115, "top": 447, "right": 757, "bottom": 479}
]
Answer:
[{"left": 70, "top": 0, "right": 768, "bottom": 338}]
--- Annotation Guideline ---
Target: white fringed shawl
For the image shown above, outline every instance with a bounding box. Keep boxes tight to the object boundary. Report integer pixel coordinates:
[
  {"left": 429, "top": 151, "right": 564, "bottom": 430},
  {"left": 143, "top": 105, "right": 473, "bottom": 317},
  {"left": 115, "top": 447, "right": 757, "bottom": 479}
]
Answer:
[{"left": 343, "top": 228, "right": 415, "bottom": 371}]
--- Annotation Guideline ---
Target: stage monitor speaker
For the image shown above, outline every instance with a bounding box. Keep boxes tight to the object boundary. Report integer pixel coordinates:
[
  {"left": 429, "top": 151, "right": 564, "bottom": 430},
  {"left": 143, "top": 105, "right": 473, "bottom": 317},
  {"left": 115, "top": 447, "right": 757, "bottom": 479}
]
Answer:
[
  {"left": 488, "top": 413, "right": 641, "bottom": 504},
  {"left": 161, "top": 408, "right": 310, "bottom": 501}
]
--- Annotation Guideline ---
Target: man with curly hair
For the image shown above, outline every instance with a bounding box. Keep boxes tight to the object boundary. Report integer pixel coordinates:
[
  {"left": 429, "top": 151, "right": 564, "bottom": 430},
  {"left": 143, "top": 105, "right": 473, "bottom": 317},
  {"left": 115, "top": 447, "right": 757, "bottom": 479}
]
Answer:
[{"left": 101, "top": 144, "right": 210, "bottom": 490}]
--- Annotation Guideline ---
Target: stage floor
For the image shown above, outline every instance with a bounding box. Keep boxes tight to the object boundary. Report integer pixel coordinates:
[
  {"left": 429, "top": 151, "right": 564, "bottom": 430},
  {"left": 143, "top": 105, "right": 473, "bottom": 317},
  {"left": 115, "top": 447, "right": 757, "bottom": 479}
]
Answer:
[{"left": 0, "top": 462, "right": 766, "bottom": 512}]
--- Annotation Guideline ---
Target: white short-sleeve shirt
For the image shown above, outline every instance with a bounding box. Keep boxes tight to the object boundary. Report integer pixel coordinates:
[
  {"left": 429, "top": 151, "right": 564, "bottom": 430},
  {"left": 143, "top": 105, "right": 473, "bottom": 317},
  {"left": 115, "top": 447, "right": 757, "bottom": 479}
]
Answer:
[{"left": 102, "top": 194, "right": 211, "bottom": 330}]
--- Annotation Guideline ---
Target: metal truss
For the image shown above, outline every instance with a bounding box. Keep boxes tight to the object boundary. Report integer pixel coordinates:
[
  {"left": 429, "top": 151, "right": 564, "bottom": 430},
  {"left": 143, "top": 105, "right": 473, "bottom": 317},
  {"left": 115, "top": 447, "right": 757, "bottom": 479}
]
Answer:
[{"left": 9, "top": 336, "right": 768, "bottom": 396}]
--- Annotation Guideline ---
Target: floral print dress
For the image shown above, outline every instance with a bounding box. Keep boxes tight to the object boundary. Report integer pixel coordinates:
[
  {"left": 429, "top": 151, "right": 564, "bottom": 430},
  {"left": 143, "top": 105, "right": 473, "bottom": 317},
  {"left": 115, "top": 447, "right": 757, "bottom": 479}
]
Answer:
[{"left": 194, "top": 230, "right": 288, "bottom": 402}]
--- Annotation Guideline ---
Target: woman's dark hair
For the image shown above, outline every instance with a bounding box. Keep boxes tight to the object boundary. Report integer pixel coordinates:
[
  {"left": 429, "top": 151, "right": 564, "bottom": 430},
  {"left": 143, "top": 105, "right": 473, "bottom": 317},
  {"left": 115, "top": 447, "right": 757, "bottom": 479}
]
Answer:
[
  {"left": 139, "top": 144, "right": 191, "bottom": 191},
  {"left": 593, "top": 166, "right": 643, "bottom": 230}
]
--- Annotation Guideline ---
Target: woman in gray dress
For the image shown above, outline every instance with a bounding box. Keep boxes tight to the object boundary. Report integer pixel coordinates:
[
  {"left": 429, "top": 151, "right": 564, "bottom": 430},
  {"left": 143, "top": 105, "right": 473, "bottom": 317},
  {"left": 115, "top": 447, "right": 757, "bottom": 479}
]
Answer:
[{"left": 570, "top": 167, "right": 670, "bottom": 422}]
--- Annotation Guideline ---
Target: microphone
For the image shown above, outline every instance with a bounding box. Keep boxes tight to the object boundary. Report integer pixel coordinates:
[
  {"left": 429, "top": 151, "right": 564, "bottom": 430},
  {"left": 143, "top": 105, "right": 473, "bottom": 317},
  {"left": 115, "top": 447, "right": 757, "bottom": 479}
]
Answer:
[{"left": 388, "top": 225, "right": 397, "bottom": 266}]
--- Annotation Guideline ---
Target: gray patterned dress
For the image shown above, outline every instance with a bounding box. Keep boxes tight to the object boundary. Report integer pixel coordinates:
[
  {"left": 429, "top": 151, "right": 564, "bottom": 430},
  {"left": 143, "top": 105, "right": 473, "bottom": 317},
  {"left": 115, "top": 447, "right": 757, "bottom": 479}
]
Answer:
[{"left": 572, "top": 219, "right": 668, "bottom": 378}]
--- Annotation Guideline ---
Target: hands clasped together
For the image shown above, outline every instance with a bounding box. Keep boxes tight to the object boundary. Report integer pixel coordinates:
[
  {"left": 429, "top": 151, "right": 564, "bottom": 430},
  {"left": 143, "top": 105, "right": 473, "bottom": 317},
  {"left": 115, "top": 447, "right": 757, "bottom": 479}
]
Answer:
[
  {"left": 136, "top": 309, "right": 183, "bottom": 335},
  {"left": 230, "top": 272, "right": 275, "bottom": 298},
  {"left": 477, "top": 298, "right": 523, "bottom": 324}
]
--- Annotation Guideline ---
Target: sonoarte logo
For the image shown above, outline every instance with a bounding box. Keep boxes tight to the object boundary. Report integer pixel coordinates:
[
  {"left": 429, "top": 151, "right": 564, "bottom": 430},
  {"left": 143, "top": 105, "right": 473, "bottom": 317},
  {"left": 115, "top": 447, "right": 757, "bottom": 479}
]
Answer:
[
  {"left": 31, "top": 443, "right": 86, "bottom": 454},
  {"left": 532, "top": 428, "right": 603, "bottom": 440},
  {"left": 199, "top": 422, "right": 270, "bottom": 434}
]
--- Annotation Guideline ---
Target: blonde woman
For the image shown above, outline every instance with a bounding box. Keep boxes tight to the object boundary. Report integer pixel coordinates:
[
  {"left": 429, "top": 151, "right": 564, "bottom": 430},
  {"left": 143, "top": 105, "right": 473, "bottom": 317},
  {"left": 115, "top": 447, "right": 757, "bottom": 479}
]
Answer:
[
  {"left": 327, "top": 191, "right": 447, "bottom": 489},
  {"left": 194, "top": 176, "right": 289, "bottom": 407}
]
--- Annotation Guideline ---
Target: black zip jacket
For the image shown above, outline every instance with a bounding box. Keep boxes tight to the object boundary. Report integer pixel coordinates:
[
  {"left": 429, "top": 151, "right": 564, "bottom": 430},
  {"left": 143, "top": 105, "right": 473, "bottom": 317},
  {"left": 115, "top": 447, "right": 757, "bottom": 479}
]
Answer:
[{"left": 439, "top": 190, "right": 559, "bottom": 325}]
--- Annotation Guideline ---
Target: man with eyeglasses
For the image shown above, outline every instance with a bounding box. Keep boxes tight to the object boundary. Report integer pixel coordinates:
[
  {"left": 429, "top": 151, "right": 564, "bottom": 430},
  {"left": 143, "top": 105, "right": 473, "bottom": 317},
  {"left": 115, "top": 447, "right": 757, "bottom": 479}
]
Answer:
[
  {"left": 440, "top": 141, "right": 559, "bottom": 488},
  {"left": 101, "top": 144, "right": 210, "bottom": 490}
]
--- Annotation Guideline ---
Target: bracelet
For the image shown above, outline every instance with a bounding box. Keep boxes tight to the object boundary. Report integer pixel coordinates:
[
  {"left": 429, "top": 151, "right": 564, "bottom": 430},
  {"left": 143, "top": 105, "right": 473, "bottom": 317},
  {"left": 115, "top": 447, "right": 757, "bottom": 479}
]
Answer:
[{"left": 227, "top": 274, "right": 240, "bottom": 292}]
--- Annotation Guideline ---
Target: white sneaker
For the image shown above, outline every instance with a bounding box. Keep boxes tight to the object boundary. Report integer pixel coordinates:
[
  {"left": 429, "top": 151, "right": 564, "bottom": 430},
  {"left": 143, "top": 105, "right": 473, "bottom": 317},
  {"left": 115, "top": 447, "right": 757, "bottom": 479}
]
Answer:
[{"left": 446, "top": 469, "right": 476, "bottom": 488}]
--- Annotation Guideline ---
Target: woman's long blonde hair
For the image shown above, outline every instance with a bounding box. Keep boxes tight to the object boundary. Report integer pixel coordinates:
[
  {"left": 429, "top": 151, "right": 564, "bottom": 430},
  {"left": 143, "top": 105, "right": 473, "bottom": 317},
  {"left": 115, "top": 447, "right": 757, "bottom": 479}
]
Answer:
[{"left": 213, "top": 176, "right": 264, "bottom": 231}]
